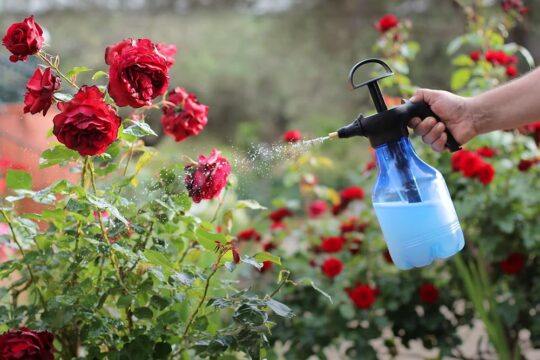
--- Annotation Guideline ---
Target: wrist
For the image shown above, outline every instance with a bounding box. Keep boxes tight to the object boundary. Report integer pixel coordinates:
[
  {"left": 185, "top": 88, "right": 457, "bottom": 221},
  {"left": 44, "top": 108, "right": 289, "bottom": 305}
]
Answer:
[{"left": 465, "top": 95, "right": 489, "bottom": 137}]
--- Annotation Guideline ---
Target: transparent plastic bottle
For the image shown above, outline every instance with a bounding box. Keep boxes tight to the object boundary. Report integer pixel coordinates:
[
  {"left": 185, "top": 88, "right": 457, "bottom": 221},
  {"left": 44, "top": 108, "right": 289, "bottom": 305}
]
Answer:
[{"left": 372, "top": 137, "right": 464, "bottom": 270}]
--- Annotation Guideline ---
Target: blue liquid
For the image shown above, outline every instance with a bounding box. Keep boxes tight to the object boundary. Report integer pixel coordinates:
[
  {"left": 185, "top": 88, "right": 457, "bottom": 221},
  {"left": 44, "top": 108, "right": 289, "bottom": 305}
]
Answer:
[{"left": 374, "top": 200, "right": 464, "bottom": 270}]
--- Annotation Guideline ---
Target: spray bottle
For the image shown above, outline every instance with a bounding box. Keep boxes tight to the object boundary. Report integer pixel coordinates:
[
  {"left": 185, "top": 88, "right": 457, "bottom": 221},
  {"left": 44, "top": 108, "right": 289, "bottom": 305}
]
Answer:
[{"left": 329, "top": 58, "right": 464, "bottom": 270}]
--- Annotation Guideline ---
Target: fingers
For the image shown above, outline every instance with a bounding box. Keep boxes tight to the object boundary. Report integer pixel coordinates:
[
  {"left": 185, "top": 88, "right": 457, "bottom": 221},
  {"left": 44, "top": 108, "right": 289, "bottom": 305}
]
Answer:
[
  {"left": 431, "top": 133, "right": 447, "bottom": 152},
  {"left": 408, "top": 117, "right": 422, "bottom": 130},
  {"left": 410, "top": 88, "right": 439, "bottom": 104},
  {"left": 422, "top": 122, "right": 446, "bottom": 145},
  {"left": 412, "top": 116, "right": 437, "bottom": 137}
]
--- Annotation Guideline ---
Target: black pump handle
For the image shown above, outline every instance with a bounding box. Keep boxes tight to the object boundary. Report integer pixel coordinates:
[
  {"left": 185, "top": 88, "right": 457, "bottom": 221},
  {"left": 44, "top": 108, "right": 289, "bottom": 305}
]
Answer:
[
  {"left": 404, "top": 100, "right": 462, "bottom": 152},
  {"left": 348, "top": 58, "right": 394, "bottom": 89}
]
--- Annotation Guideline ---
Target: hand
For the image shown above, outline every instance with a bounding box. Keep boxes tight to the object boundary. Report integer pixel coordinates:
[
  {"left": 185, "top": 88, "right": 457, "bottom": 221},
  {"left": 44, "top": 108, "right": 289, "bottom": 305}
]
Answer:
[{"left": 408, "top": 89, "right": 478, "bottom": 152}]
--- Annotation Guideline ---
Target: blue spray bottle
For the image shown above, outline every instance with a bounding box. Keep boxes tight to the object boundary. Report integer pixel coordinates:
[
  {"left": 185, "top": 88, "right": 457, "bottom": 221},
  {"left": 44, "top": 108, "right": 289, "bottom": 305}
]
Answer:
[{"left": 329, "top": 59, "right": 465, "bottom": 270}]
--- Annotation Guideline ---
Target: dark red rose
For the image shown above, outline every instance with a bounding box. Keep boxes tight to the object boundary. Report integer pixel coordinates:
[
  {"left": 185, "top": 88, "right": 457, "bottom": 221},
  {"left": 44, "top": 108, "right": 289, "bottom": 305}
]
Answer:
[
  {"left": 419, "top": 283, "right": 439, "bottom": 304},
  {"left": 270, "top": 221, "right": 286, "bottom": 231},
  {"left": 349, "top": 239, "right": 363, "bottom": 255},
  {"left": 308, "top": 200, "right": 327, "bottom": 218},
  {"left": 340, "top": 186, "right": 364, "bottom": 203},
  {"left": 485, "top": 50, "right": 511, "bottom": 66},
  {"left": 518, "top": 159, "right": 536, "bottom": 172},
  {"left": 347, "top": 284, "right": 377, "bottom": 309},
  {"left": 340, "top": 218, "right": 356, "bottom": 233},
  {"left": 161, "top": 87, "right": 208, "bottom": 142},
  {"left": 470, "top": 51, "right": 481, "bottom": 62},
  {"left": 262, "top": 242, "right": 275, "bottom": 252},
  {"left": 321, "top": 257, "right": 343, "bottom": 278},
  {"left": 105, "top": 38, "right": 176, "bottom": 108},
  {"left": 331, "top": 203, "right": 345, "bottom": 216},
  {"left": 476, "top": 146, "right": 496, "bottom": 158},
  {"left": 499, "top": 252, "right": 525, "bottom": 274},
  {"left": 184, "top": 149, "right": 231, "bottom": 203},
  {"left": 0, "top": 327, "right": 54, "bottom": 360},
  {"left": 506, "top": 65, "right": 518, "bottom": 77},
  {"left": 23, "top": 67, "right": 60, "bottom": 116},
  {"left": 383, "top": 249, "right": 393, "bottom": 264},
  {"left": 283, "top": 130, "right": 302, "bottom": 143},
  {"left": 525, "top": 122, "right": 540, "bottom": 144},
  {"left": 477, "top": 163, "right": 495, "bottom": 185},
  {"left": 320, "top": 236, "right": 345, "bottom": 253},
  {"left": 52, "top": 86, "right": 121, "bottom": 156},
  {"left": 308, "top": 259, "right": 318, "bottom": 267},
  {"left": 231, "top": 243, "right": 240, "bottom": 264},
  {"left": 502, "top": 0, "right": 528, "bottom": 15},
  {"left": 259, "top": 260, "right": 273, "bottom": 272},
  {"left": 460, "top": 152, "right": 484, "bottom": 178},
  {"left": 2, "top": 16, "right": 44, "bottom": 62},
  {"left": 237, "top": 228, "right": 261, "bottom": 242},
  {"left": 450, "top": 150, "right": 468, "bottom": 171},
  {"left": 375, "top": 14, "right": 399, "bottom": 33},
  {"left": 269, "top": 208, "right": 293, "bottom": 222}
]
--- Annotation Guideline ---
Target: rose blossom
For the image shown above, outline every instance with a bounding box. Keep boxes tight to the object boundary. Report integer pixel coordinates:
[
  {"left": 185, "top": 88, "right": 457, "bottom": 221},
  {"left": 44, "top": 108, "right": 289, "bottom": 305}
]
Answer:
[
  {"left": 23, "top": 67, "right": 60, "bottom": 116},
  {"left": 375, "top": 14, "right": 399, "bottom": 33},
  {"left": 105, "top": 38, "right": 176, "bottom": 108},
  {"left": 308, "top": 200, "right": 327, "bottom": 218},
  {"left": 283, "top": 130, "right": 302, "bottom": 143},
  {"left": 2, "top": 16, "right": 44, "bottom": 62},
  {"left": 321, "top": 257, "right": 343, "bottom": 278},
  {"left": 320, "top": 236, "right": 345, "bottom": 253},
  {"left": 470, "top": 51, "right": 481, "bottom": 62},
  {"left": 184, "top": 149, "right": 231, "bottom": 203},
  {"left": 0, "top": 327, "right": 54, "bottom": 360},
  {"left": 340, "top": 186, "right": 364, "bottom": 203},
  {"left": 161, "top": 87, "right": 208, "bottom": 142},
  {"left": 52, "top": 86, "right": 121, "bottom": 156},
  {"left": 259, "top": 260, "right": 273, "bottom": 272},
  {"left": 499, "top": 252, "right": 525, "bottom": 274},
  {"left": 476, "top": 146, "right": 496, "bottom": 158},
  {"left": 237, "top": 228, "right": 261, "bottom": 242},
  {"left": 269, "top": 208, "right": 293, "bottom": 222},
  {"left": 477, "top": 163, "right": 495, "bottom": 185},
  {"left": 347, "top": 284, "right": 377, "bottom": 309},
  {"left": 418, "top": 283, "right": 439, "bottom": 304}
]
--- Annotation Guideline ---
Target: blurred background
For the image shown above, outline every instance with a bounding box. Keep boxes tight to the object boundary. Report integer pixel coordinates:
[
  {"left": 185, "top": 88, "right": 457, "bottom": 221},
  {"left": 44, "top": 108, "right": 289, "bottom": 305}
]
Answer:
[{"left": 1, "top": 0, "right": 539, "bottom": 201}]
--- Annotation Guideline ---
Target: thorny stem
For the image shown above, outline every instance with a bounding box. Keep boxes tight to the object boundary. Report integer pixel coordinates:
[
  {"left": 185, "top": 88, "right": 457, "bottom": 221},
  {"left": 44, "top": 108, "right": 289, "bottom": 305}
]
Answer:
[
  {"left": 178, "top": 240, "right": 194, "bottom": 264},
  {"left": 128, "top": 222, "right": 154, "bottom": 273},
  {"left": 0, "top": 209, "right": 47, "bottom": 309},
  {"left": 268, "top": 270, "right": 291, "bottom": 299},
  {"left": 87, "top": 157, "right": 129, "bottom": 293},
  {"left": 81, "top": 157, "right": 88, "bottom": 188},
  {"left": 36, "top": 52, "right": 80, "bottom": 90},
  {"left": 182, "top": 251, "right": 225, "bottom": 340}
]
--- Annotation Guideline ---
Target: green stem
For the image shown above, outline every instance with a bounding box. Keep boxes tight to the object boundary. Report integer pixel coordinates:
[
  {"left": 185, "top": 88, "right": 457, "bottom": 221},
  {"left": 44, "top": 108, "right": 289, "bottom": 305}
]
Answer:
[
  {"left": 81, "top": 157, "right": 89, "bottom": 188},
  {"left": 0, "top": 209, "right": 47, "bottom": 309},
  {"left": 210, "top": 187, "right": 229, "bottom": 224},
  {"left": 123, "top": 141, "right": 135, "bottom": 177},
  {"left": 268, "top": 270, "right": 290, "bottom": 298},
  {"left": 36, "top": 52, "right": 80, "bottom": 90}
]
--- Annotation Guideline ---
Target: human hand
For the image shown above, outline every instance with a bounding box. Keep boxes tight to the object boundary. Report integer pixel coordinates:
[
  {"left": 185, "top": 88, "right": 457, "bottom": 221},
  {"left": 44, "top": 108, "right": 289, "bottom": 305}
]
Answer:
[{"left": 408, "top": 89, "right": 478, "bottom": 152}]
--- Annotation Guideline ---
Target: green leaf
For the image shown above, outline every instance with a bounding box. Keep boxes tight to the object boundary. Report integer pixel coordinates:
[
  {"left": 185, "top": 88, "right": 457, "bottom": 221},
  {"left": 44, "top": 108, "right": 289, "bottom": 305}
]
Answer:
[
  {"left": 451, "top": 68, "right": 471, "bottom": 91},
  {"left": 86, "top": 194, "right": 128, "bottom": 225},
  {"left": 233, "top": 304, "right": 268, "bottom": 326},
  {"left": 266, "top": 299, "right": 294, "bottom": 318},
  {"left": 144, "top": 249, "right": 174, "bottom": 271},
  {"left": 123, "top": 121, "right": 158, "bottom": 138},
  {"left": 235, "top": 200, "right": 267, "bottom": 210},
  {"left": 6, "top": 170, "right": 32, "bottom": 190},
  {"left": 66, "top": 66, "right": 92, "bottom": 79},
  {"left": 253, "top": 252, "right": 281, "bottom": 265},
  {"left": 53, "top": 92, "right": 73, "bottom": 102},
  {"left": 40, "top": 145, "right": 79, "bottom": 168},
  {"left": 517, "top": 46, "right": 535, "bottom": 69},
  {"left": 92, "top": 70, "right": 108, "bottom": 80},
  {"left": 196, "top": 229, "right": 229, "bottom": 249},
  {"left": 452, "top": 54, "right": 474, "bottom": 67},
  {"left": 301, "top": 279, "right": 333, "bottom": 304},
  {"left": 134, "top": 307, "right": 153, "bottom": 319},
  {"left": 240, "top": 255, "right": 262, "bottom": 270}
]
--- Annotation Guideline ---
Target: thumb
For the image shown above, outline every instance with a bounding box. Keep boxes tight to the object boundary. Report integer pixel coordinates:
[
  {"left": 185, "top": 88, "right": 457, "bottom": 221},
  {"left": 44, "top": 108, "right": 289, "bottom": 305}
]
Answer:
[{"left": 410, "top": 88, "right": 439, "bottom": 105}]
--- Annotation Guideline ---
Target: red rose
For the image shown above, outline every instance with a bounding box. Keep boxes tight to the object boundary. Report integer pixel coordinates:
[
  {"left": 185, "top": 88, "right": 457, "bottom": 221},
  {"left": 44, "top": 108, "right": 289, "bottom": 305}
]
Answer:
[
  {"left": 283, "top": 130, "right": 302, "bottom": 143},
  {"left": 460, "top": 152, "right": 484, "bottom": 178},
  {"left": 2, "top": 16, "right": 44, "bottom": 62},
  {"left": 499, "top": 252, "right": 525, "bottom": 274},
  {"left": 259, "top": 260, "right": 273, "bottom": 272},
  {"left": 364, "top": 160, "right": 376, "bottom": 172},
  {"left": 502, "top": 0, "right": 528, "bottom": 14},
  {"left": 0, "top": 327, "right": 54, "bottom": 360},
  {"left": 237, "top": 228, "right": 261, "bottom": 242},
  {"left": 518, "top": 159, "right": 536, "bottom": 172},
  {"left": 320, "top": 236, "right": 345, "bottom": 253},
  {"left": 161, "top": 87, "right": 208, "bottom": 142},
  {"left": 185, "top": 149, "right": 231, "bottom": 203},
  {"left": 470, "top": 51, "right": 481, "bottom": 62},
  {"left": 347, "top": 284, "right": 377, "bottom": 309},
  {"left": 418, "top": 283, "right": 439, "bottom": 304},
  {"left": 23, "top": 67, "right": 60, "bottom": 116},
  {"left": 331, "top": 203, "right": 345, "bottom": 216},
  {"left": 450, "top": 150, "right": 468, "bottom": 171},
  {"left": 340, "top": 186, "right": 364, "bottom": 203},
  {"left": 105, "top": 38, "right": 176, "bottom": 108},
  {"left": 477, "top": 163, "right": 495, "bottom": 185},
  {"left": 340, "top": 218, "right": 356, "bottom": 233},
  {"left": 349, "top": 239, "right": 363, "bottom": 255},
  {"left": 52, "top": 86, "right": 121, "bottom": 156},
  {"left": 375, "top": 14, "right": 399, "bottom": 33},
  {"left": 476, "top": 146, "right": 496, "bottom": 158},
  {"left": 231, "top": 243, "right": 240, "bottom": 264},
  {"left": 506, "top": 65, "right": 518, "bottom": 77},
  {"left": 308, "top": 200, "right": 327, "bottom": 218},
  {"left": 262, "top": 242, "right": 276, "bottom": 252},
  {"left": 0, "top": 179, "right": 5, "bottom": 194},
  {"left": 270, "top": 221, "right": 286, "bottom": 231},
  {"left": 269, "top": 207, "right": 293, "bottom": 222},
  {"left": 383, "top": 249, "right": 393, "bottom": 264},
  {"left": 485, "top": 50, "right": 511, "bottom": 66},
  {"left": 321, "top": 257, "right": 343, "bottom": 278}
]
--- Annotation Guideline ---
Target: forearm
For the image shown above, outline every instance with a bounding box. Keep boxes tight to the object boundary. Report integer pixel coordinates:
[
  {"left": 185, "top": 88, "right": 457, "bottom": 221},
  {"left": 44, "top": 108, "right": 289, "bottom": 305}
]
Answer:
[{"left": 468, "top": 67, "right": 540, "bottom": 134}]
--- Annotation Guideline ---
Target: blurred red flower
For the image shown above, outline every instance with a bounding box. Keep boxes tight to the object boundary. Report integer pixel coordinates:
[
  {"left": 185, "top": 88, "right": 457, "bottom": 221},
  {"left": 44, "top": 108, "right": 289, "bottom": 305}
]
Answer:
[
  {"left": 346, "top": 284, "right": 377, "bottom": 309},
  {"left": 237, "top": 228, "right": 261, "bottom": 242},
  {"left": 320, "top": 236, "right": 345, "bottom": 253},
  {"left": 506, "top": 65, "right": 518, "bottom": 77},
  {"left": 269, "top": 208, "right": 293, "bottom": 222},
  {"left": 419, "top": 283, "right": 440, "bottom": 304},
  {"left": 0, "top": 327, "right": 54, "bottom": 360},
  {"left": 499, "top": 252, "right": 525, "bottom": 274},
  {"left": 477, "top": 163, "right": 495, "bottom": 185},
  {"left": 518, "top": 159, "right": 537, "bottom": 172},
  {"left": 262, "top": 242, "right": 276, "bottom": 252},
  {"left": 283, "top": 130, "right": 302, "bottom": 143},
  {"left": 321, "top": 257, "right": 343, "bottom": 278},
  {"left": 349, "top": 239, "right": 363, "bottom": 255},
  {"left": 375, "top": 14, "right": 399, "bottom": 33},
  {"left": 308, "top": 200, "right": 327, "bottom": 218},
  {"left": 476, "top": 146, "right": 496, "bottom": 158},
  {"left": 340, "top": 186, "right": 364, "bottom": 203},
  {"left": 259, "top": 260, "right": 273, "bottom": 272},
  {"left": 470, "top": 51, "right": 481, "bottom": 62}
]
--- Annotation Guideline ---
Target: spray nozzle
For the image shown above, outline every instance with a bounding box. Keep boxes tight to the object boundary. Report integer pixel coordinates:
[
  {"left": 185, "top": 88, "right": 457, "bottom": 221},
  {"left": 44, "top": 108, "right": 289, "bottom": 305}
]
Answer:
[{"left": 329, "top": 114, "right": 365, "bottom": 140}]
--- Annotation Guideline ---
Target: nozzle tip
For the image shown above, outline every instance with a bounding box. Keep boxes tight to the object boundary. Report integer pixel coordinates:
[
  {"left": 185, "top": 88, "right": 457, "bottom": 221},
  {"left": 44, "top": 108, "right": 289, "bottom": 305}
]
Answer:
[{"left": 328, "top": 132, "right": 338, "bottom": 139}]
